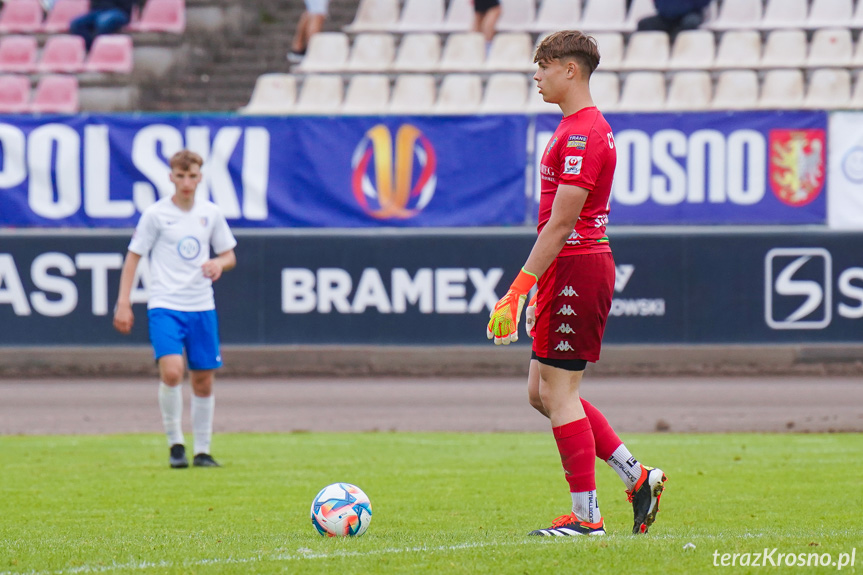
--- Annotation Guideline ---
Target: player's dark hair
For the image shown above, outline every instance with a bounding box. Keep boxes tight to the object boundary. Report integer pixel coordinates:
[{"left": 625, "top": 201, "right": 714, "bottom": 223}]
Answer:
[
  {"left": 169, "top": 150, "right": 204, "bottom": 171},
  {"left": 534, "top": 30, "right": 600, "bottom": 76}
]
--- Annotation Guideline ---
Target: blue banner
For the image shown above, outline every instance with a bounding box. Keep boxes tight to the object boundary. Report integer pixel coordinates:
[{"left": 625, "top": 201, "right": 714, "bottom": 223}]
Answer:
[
  {"left": 534, "top": 110, "right": 828, "bottom": 224},
  {"left": 0, "top": 114, "right": 529, "bottom": 228}
]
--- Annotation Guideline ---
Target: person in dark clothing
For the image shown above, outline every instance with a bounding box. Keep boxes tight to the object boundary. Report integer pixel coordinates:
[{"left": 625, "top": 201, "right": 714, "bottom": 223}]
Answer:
[
  {"left": 637, "top": 0, "right": 712, "bottom": 38},
  {"left": 70, "top": 0, "right": 136, "bottom": 50}
]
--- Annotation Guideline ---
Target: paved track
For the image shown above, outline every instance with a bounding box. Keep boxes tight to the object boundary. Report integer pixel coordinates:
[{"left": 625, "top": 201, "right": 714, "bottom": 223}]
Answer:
[{"left": 1, "top": 376, "right": 861, "bottom": 434}]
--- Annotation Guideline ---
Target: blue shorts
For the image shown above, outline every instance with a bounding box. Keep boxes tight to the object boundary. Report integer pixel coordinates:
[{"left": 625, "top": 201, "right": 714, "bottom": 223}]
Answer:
[{"left": 147, "top": 308, "right": 223, "bottom": 371}]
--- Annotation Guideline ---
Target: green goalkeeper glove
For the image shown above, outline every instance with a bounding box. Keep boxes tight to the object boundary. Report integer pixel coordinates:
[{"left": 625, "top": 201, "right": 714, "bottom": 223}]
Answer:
[{"left": 487, "top": 268, "right": 538, "bottom": 345}]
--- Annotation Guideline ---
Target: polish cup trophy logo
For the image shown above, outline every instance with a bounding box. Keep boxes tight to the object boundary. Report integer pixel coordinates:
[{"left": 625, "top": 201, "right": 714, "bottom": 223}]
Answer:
[
  {"left": 351, "top": 124, "right": 437, "bottom": 219},
  {"left": 769, "top": 129, "right": 826, "bottom": 207}
]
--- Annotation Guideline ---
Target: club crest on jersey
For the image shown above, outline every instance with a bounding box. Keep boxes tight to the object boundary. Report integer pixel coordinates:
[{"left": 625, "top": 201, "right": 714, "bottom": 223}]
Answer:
[
  {"left": 555, "top": 341, "right": 575, "bottom": 352},
  {"left": 567, "top": 135, "right": 587, "bottom": 150},
  {"left": 545, "top": 137, "right": 559, "bottom": 157},
  {"left": 563, "top": 156, "right": 583, "bottom": 175},
  {"left": 556, "top": 324, "right": 576, "bottom": 334},
  {"left": 556, "top": 305, "right": 576, "bottom": 316},
  {"left": 558, "top": 286, "right": 578, "bottom": 297},
  {"left": 769, "top": 129, "right": 826, "bottom": 207}
]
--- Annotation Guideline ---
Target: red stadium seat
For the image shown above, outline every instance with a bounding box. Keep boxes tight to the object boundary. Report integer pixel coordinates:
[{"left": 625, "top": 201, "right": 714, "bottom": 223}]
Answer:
[
  {"left": 0, "top": 0, "right": 44, "bottom": 34},
  {"left": 128, "top": 0, "right": 185, "bottom": 33},
  {"left": 0, "top": 35, "right": 38, "bottom": 74},
  {"left": 84, "top": 34, "right": 133, "bottom": 73},
  {"left": 31, "top": 74, "right": 79, "bottom": 114},
  {"left": 0, "top": 74, "right": 31, "bottom": 113},
  {"left": 42, "top": 0, "right": 89, "bottom": 33},
  {"left": 38, "top": 34, "right": 86, "bottom": 73}
]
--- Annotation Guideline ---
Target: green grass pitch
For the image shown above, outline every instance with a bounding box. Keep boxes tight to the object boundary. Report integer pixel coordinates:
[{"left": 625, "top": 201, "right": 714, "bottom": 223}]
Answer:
[{"left": 1, "top": 433, "right": 861, "bottom": 574}]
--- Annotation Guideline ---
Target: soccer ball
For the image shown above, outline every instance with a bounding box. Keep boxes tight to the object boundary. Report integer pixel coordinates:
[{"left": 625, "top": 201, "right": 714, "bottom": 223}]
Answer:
[{"left": 310, "top": 482, "right": 373, "bottom": 537}]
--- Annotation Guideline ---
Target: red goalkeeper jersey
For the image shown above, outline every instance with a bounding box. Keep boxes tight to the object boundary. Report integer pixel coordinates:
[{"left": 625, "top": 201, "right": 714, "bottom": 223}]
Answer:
[{"left": 537, "top": 106, "right": 616, "bottom": 256}]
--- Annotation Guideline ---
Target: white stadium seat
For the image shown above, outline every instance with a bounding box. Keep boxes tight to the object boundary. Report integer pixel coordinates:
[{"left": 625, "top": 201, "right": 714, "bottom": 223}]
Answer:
[
  {"left": 590, "top": 71, "right": 619, "bottom": 111},
  {"left": 345, "top": 33, "right": 396, "bottom": 72},
  {"left": 435, "top": 73, "right": 482, "bottom": 114},
  {"left": 850, "top": 70, "right": 863, "bottom": 109},
  {"left": 617, "top": 71, "right": 666, "bottom": 111},
  {"left": 759, "top": 29, "right": 808, "bottom": 68},
  {"left": 712, "top": 70, "right": 759, "bottom": 110},
  {"left": 593, "top": 32, "right": 624, "bottom": 71},
  {"left": 808, "top": 0, "right": 853, "bottom": 29},
  {"left": 485, "top": 32, "right": 533, "bottom": 71},
  {"left": 760, "top": 0, "right": 808, "bottom": 29},
  {"left": 438, "top": 32, "right": 486, "bottom": 72},
  {"left": 239, "top": 73, "right": 296, "bottom": 115},
  {"left": 666, "top": 71, "right": 712, "bottom": 111},
  {"left": 295, "top": 32, "right": 349, "bottom": 73},
  {"left": 708, "top": 0, "right": 763, "bottom": 30},
  {"left": 441, "top": 0, "right": 473, "bottom": 32},
  {"left": 581, "top": 0, "right": 628, "bottom": 33},
  {"left": 622, "top": 31, "right": 670, "bottom": 70},
  {"left": 294, "top": 75, "right": 344, "bottom": 114},
  {"left": 668, "top": 29, "right": 715, "bottom": 70},
  {"left": 496, "top": 0, "right": 535, "bottom": 32},
  {"left": 480, "top": 73, "right": 528, "bottom": 113},
  {"left": 713, "top": 30, "right": 761, "bottom": 69},
  {"left": 397, "top": 0, "right": 444, "bottom": 32},
  {"left": 759, "top": 69, "right": 805, "bottom": 109},
  {"left": 804, "top": 68, "right": 851, "bottom": 109},
  {"left": 344, "top": 0, "right": 399, "bottom": 32},
  {"left": 624, "top": 0, "right": 657, "bottom": 32},
  {"left": 806, "top": 28, "right": 852, "bottom": 68},
  {"left": 530, "top": 0, "right": 582, "bottom": 33},
  {"left": 341, "top": 74, "right": 391, "bottom": 115},
  {"left": 393, "top": 33, "right": 441, "bottom": 72},
  {"left": 389, "top": 74, "right": 436, "bottom": 114}
]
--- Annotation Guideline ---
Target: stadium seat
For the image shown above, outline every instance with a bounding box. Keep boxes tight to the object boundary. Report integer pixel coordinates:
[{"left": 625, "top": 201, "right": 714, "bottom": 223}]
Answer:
[
  {"left": 480, "top": 73, "right": 528, "bottom": 113},
  {"left": 239, "top": 73, "right": 297, "bottom": 115},
  {"left": 127, "top": 0, "right": 185, "bottom": 33},
  {"left": 667, "top": 29, "right": 715, "bottom": 70},
  {"left": 850, "top": 71, "right": 863, "bottom": 108},
  {"left": 389, "top": 73, "right": 436, "bottom": 114},
  {"left": 707, "top": 0, "right": 763, "bottom": 30},
  {"left": 759, "top": 69, "right": 805, "bottom": 109},
  {"left": 590, "top": 71, "right": 619, "bottom": 111},
  {"left": 31, "top": 74, "right": 79, "bottom": 114},
  {"left": 42, "top": 0, "right": 88, "bottom": 33},
  {"left": 529, "top": 0, "right": 582, "bottom": 33},
  {"left": 344, "top": 0, "right": 399, "bottom": 32},
  {"left": 345, "top": 33, "right": 395, "bottom": 72},
  {"left": 711, "top": 70, "right": 759, "bottom": 110},
  {"left": 808, "top": 0, "right": 854, "bottom": 29},
  {"left": 806, "top": 28, "right": 852, "bottom": 68},
  {"left": 84, "top": 34, "right": 133, "bottom": 73},
  {"left": 0, "top": 36, "right": 38, "bottom": 74},
  {"left": 393, "top": 33, "right": 440, "bottom": 72},
  {"left": 485, "top": 32, "right": 533, "bottom": 71},
  {"left": 441, "top": 0, "right": 472, "bottom": 32},
  {"left": 435, "top": 74, "right": 482, "bottom": 114},
  {"left": 713, "top": 30, "right": 761, "bottom": 69},
  {"left": 759, "top": 29, "right": 808, "bottom": 68},
  {"left": 438, "top": 32, "right": 486, "bottom": 72},
  {"left": 294, "top": 75, "right": 343, "bottom": 114},
  {"left": 0, "top": 74, "right": 31, "bottom": 113},
  {"left": 397, "top": 0, "right": 444, "bottom": 32},
  {"left": 593, "top": 32, "right": 624, "bottom": 71},
  {"left": 760, "top": 0, "right": 807, "bottom": 29},
  {"left": 0, "top": 0, "right": 43, "bottom": 34},
  {"left": 804, "top": 68, "right": 851, "bottom": 109},
  {"left": 624, "top": 0, "right": 657, "bottom": 32},
  {"left": 295, "top": 32, "right": 349, "bottom": 73},
  {"left": 37, "top": 34, "right": 86, "bottom": 73},
  {"left": 496, "top": 0, "right": 535, "bottom": 32},
  {"left": 580, "top": 0, "right": 628, "bottom": 32},
  {"left": 341, "top": 74, "right": 390, "bottom": 115},
  {"left": 621, "top": 31, "right": 670, "bottom": 70},
  {"left": 617, "top": 71, "right": 665, "bottom": 111},
  {"left": 666, "top": 71, "right": 712, "bottom": 110}
]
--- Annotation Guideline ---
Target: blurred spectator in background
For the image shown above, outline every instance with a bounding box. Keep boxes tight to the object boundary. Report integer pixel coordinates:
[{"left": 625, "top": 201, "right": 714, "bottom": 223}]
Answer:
[
  {"left": 288, "top": 0, "right": 329, "bottom": 64},
  {"left": 473, "top": 0, "right": 501, "bottom": 50},
  {"left": 70, "top": 0, "right": 135, "bottom": 50},
  {"left": 637, "top": 0, "right": 711, "bottom": 37}
]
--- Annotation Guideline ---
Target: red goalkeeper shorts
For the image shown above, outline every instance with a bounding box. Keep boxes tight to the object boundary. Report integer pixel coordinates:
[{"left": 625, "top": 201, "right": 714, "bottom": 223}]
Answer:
[{"left": 532, "top": 252, "right": 615, "bottom": 363}]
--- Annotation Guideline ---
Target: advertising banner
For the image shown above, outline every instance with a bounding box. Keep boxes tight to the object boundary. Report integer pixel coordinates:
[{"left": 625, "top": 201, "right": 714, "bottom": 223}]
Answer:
[
  {"left": 0, "top": 230, "right": 861, "bottom": 347},
  {"left": 533, "top": 111, "right": 828, "bottom": 225},
  {"left": 827, "top": 111, "right": 863, "bottom": 230},
  {"left": 0, "top": 114, "right": 528, "bottom": 228}
]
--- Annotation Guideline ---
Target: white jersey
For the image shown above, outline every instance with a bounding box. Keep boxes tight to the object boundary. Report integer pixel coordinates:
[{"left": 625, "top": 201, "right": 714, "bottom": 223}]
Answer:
[{"left": 128, "top": 196, "right": 237, "bottom": 312}]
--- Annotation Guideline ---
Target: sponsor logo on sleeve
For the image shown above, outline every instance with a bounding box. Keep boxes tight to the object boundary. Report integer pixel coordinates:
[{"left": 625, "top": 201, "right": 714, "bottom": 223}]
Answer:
[
  {"left": 567, "top": 135, "right": 587, "bottom": 149},
  {"left": 563, "top": 156, "right": 583, "bottom": 175}
]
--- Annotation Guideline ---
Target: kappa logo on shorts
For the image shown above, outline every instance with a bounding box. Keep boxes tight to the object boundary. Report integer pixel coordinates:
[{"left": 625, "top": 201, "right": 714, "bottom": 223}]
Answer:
[
  {"left": 555, "top": 323, "right": 575, "bottom": 334},
  {"left": 555, "top": 341, "right": 575, "bottom": 352},
  {"left": 558, "top": 286, "right": 579, "bottom": 297},
  {"left": 556, "top": 305, "right": 577, "bottom": 316}
]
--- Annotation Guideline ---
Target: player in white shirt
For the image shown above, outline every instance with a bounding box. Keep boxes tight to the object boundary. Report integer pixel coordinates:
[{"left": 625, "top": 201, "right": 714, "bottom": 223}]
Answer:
[{"left": 113, "top": 150, "right": 237, "bottom": 469}]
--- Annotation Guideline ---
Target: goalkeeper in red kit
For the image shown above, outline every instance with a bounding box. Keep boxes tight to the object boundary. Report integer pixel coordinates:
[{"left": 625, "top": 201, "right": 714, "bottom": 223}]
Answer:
[{"left": 487, "top": 30, "right": 667, "bottom": 536}]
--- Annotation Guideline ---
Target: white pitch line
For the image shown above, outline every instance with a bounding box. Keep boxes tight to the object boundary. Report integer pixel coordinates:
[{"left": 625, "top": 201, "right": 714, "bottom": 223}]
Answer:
[{"left": 4, "top": 530, "right": 861, "bottom": 575}]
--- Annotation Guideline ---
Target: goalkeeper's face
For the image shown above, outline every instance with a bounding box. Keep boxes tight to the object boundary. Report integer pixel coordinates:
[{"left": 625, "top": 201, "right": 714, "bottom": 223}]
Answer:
[{"left": 533, "top": 57, "right": 574, "bottom": 104}]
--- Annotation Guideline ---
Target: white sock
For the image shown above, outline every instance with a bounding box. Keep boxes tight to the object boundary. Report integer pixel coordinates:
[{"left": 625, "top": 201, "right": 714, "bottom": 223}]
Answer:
[
  {"left": 571, "top": 490, "right": 601, "bottom": 524},
  {"left": 191, "top": 394, "right": 215, "bottom": 455},
  {"left": 607, "top": 444, "right": 642, "bottom": 491},
  {"left": 158, "top": 382, "right": 184, "bottom": 447}
]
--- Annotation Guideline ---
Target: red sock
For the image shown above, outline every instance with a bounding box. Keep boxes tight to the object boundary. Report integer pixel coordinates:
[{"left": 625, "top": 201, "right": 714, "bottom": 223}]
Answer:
[
  {"left": 552, "top": 417, "right": 596, "bottom": 493},
  {"left": 581, "top": 398, "right": 622, "bottom": 461}
]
